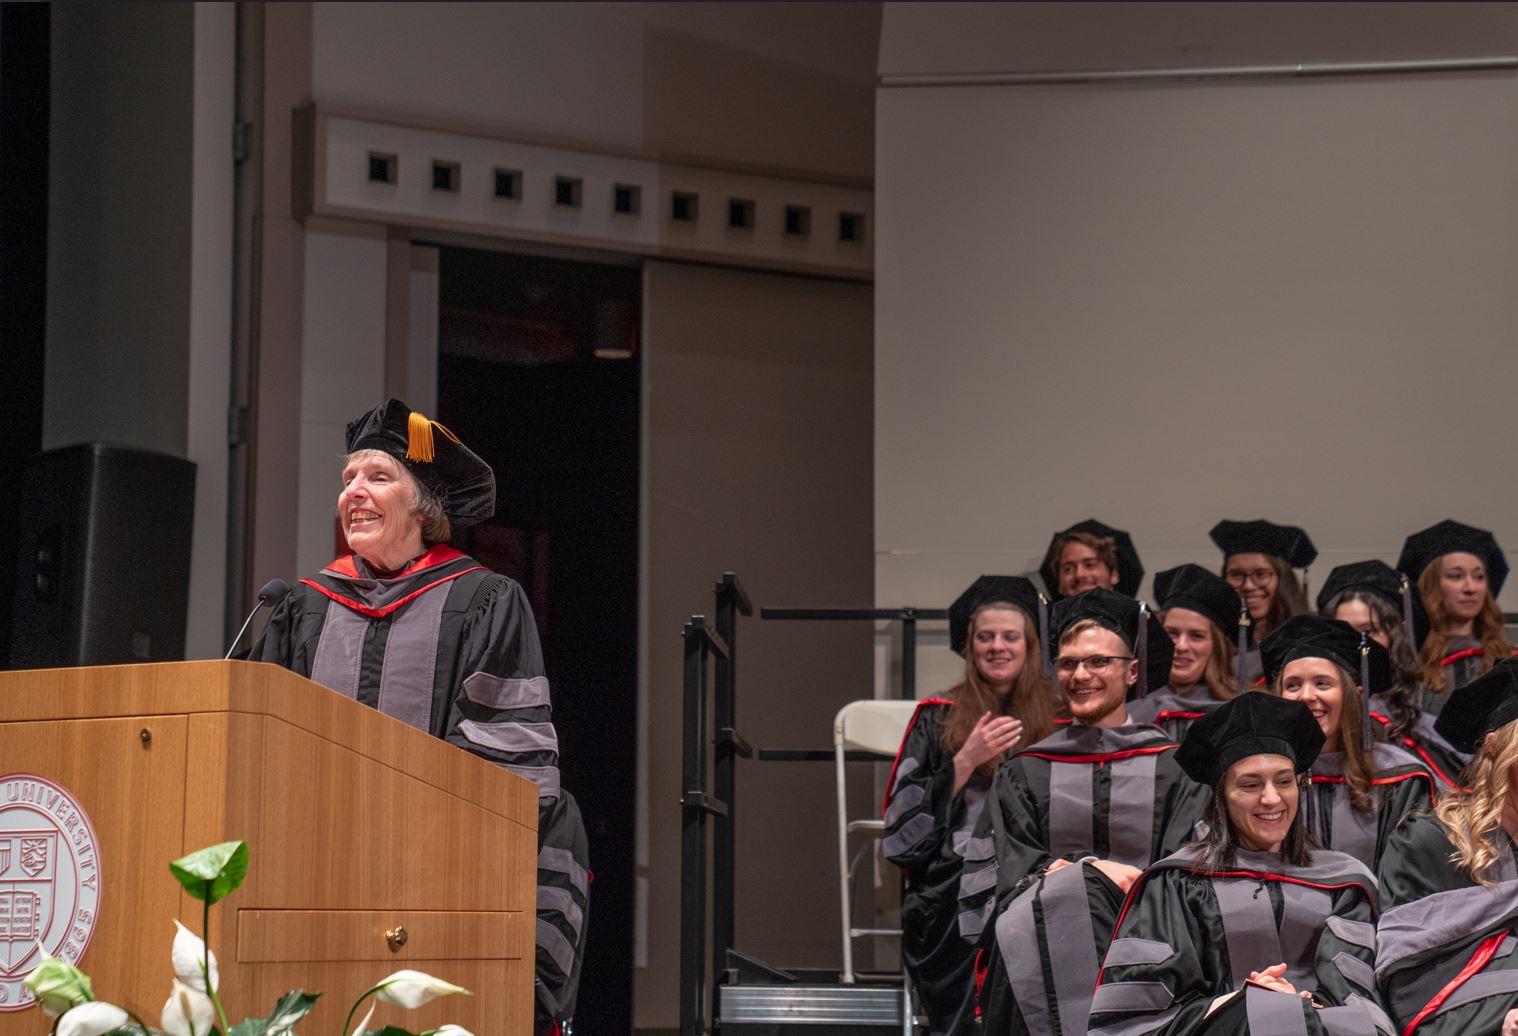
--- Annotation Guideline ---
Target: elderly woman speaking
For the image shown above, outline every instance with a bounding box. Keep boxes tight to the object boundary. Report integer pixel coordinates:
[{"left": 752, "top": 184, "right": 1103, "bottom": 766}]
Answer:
[{"left": 253, "top": 400, "right": 587, "bottom": 1030}]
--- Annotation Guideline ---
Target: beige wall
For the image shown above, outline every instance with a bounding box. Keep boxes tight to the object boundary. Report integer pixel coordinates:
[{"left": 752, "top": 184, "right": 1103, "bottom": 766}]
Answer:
[
  {"left": 876, "top": 3, "right": 1518, "bottom": 694},
  {"left": 642, "top": 261, "right": 874, "bottom": 1028}
]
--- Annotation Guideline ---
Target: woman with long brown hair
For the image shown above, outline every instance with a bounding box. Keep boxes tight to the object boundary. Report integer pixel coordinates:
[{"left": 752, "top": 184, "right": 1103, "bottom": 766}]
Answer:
[
  {"left": 1262, "top": 615, "right": 1433, "bottom": 871},
  {"left": 1128, "top": 563, "right": 1242, "bottom": 742},
  {"left": 1209, "top": 519, "right": 1316, "bottom": 686},
  {"left": 882, "top": 575, "right": 1056, "bottom": 1036},
  {"left": 1377, "top": 658, "right": 1518, "bottom": 1035},
  {"left": 1397, "top": 519, "right": 1514, "bottom": 698}
]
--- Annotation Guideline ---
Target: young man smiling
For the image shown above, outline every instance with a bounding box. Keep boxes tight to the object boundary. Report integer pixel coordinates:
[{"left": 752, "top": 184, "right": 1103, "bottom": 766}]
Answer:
[{"left": 958, "top": 589, "right": 1208, "bottom": 1036}]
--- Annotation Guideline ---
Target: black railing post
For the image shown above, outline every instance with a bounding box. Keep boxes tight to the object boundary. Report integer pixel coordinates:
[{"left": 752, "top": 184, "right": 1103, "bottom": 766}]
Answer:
[
  {"left": 900, "top": 608, "right": 917, "bottom": 700},
  {"left": 712, "top": 573, "right": 752, "bottom": 995},
  {"left": 680, "top": 618, "right": 710, "bottom": 1036}
]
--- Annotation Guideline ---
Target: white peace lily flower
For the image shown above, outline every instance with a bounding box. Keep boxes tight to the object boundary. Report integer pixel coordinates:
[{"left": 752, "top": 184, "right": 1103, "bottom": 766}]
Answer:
[
  {"left": 161, "top": 978, "right": 216, "bottom": 1036},
  {"left": 348, "top": 1002, "right": 376, "bottom": 1036},
  {"left": 56, "top": 1001, "right": 130, "bottom": 1036},
  {"left": 22, "top": 945, "right": 93, "bottom": 1018},
  {"left": 426, "top": 1026, "right": 476, "bottom": 1036},
  {"left": 171, "top": 919, "right": 219, "bottom": 993},
  {"left": 373, "top": 969, "right": 472, "bottom": 1009}
]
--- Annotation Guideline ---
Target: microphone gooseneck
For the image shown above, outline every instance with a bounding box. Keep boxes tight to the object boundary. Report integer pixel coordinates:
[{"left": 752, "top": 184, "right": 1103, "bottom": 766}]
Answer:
[{"left": 224, "top": 578, "right": 291, "bottom": 660}]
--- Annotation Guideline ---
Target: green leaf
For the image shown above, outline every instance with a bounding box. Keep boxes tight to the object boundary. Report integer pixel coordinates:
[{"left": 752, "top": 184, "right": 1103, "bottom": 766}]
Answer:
[
  {"left": 228, "top": 1019, "right": 268, "bottom": 1036},
  {"left": 169, "top": 842, "right": 250, "bottom": 904},
  {"left": 263, "top": 990, "right": 320, "bottom": 1034},
  {"left": 363, "top": 1028, "right": 420, "bottom": 1036}
]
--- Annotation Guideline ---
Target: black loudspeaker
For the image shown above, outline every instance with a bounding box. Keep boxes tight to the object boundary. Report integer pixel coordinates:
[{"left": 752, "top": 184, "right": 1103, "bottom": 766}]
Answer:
[{"left": 10, "top": 443, "right": 197, "bottom": 668}]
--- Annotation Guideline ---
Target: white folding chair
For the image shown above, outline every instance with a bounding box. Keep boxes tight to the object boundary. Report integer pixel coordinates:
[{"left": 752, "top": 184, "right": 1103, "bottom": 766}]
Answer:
[{"left": 834, "top": 698, "right": 921, "bottom": 985}]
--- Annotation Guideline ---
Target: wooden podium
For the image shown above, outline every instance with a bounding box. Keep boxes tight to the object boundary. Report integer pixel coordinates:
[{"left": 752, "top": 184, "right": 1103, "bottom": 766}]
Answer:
[{"left": 0, "top": 661, "right": 538, "bottom": 1034}]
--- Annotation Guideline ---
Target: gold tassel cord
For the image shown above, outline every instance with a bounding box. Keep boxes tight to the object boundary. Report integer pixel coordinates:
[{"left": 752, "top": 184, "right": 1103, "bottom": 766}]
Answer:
[{"left": 405, "top": 411, "right": 462, "bottom": 464}]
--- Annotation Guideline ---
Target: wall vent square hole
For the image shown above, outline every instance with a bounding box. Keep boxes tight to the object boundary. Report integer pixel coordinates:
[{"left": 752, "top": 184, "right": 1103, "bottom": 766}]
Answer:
[
  {"left": 368, "top": 152, "right": 397, "bottom": 184},
  {"left": 728, "top": 198, "right": 755, "bottom": 230},
  {"left": 784, "top": 205, "right": 811, "bottom": 237},
  {"left": 554, "top": 176, "right": 583, "bottom": 208},
  {"left": 494, "top": 168, "right": 521, "bottom": 199},
  {"left": 613, "top": 183, "right": 641, "bottom": 215},
  {"left": 671, "top": 191, "right": 699, "bottom": 222},
  {"left": 839, "top": 211, "right": 866, "bottom": 243},
  {"left": 431, "top": 160, "right": 460, "bottom": 192}
]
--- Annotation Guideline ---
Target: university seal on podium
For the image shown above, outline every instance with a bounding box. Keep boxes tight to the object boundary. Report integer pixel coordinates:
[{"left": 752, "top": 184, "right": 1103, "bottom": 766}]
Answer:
[{"left": 0, "top": 775, "right": 100, "bottom": 1011}]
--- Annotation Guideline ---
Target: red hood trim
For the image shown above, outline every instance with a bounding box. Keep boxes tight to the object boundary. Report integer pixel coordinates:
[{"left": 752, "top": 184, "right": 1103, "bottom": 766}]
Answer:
[
  {"left": 1402, "top": 931, "right": 1508, "bottom": 1036},
  {"left": 1309, "top": 770, "right": 1436, "bottom": 805},
  {"left": 302, "top": 557, "right": 485, "bottom": 618},
  {"left": 1442, "top": 647, "right": 1484, "bottom": 666},
  {"left": 1368, "top": 711, "right": 1468, "bottom": 792},
  {"left": 882, "top": 698, "right": 953, "bottom": 815},
  {"left": 1021, "top": 744, "right": 1174, "bottom": 765},
  {"left": 326, "top": 544, "right": 468, "bottom": 579},
  {"left": 1157, "top": 710, "right": 1205, "bottom": 721}
]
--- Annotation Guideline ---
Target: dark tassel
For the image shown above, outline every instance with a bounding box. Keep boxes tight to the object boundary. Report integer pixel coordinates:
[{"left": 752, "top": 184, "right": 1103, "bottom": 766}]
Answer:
[
  {"left": 1236, "top": 601, "right": 1251, "bottom": 697},
  {"left": 1038, "top": 592, "right": 1052, "bottom": 678},
  {"left": 1359, "top": 632, "right": 1373, "bottom": 752},
  {"left": 1135, "top": 602, "right": 1150, "bottom": 699},
  {"left": 1400, "top": 574, "right": 1416, "bottom": 645}
]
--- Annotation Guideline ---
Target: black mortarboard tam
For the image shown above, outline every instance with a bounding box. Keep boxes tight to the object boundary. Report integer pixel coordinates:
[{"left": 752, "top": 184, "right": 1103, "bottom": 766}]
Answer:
[
  {"left": 1396, "top": 519, "right": 1509, "bottom": 596},
  {"left": 1209, "top": 519, "right": 1318, "bottom": 570},
  {"left": 1156, "top": 563, "right": 1252, "bottom": 695},
  {"left": 1175, "top": 692, "right": 1325, "bottom": 788},
  {"left": 345, "top": 399, "right": 496, "bottom": 528},
  {"left": 1050, "top": 587, "right": 1173, "bottom": 697},
  {"left": 1433, "top": 657, "right": 1518, "bottom": 755},
  {"left": 1315, "top": 559, "right": 1429, "bottom": 650},
  {"left": 949, "top": 576, "right": 1050, "bottom": 675},
  {"left": 1260, "top": 614, "right": 1392, "bottom": 750},
  {"left": 1039, "top": 518, "right": 1144, "bottom": 600}
]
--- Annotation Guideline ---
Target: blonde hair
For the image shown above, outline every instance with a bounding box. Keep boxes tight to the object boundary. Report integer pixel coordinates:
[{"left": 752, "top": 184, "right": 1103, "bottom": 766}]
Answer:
[
  {"left": 941, "top": 604, "right": 1057, "bottom": 774},
  {"left": 1434, "top": 721, "right": 1518, "bottom": 883},
  {"left": 1418, "top": 559, "right": 1513, "bottom": 693}
]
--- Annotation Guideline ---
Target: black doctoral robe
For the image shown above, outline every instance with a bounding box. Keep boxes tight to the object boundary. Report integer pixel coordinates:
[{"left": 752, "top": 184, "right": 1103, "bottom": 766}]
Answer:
[
  {"left": 1089, "top": 847, "right": 1389, "bottom": 1036},
  {"left": 962, "top": 722, "right": 1209, "bottom": 1036},
  {"left": 1126, "top": 685, "right": 1229, "bottom": 744},
  {"left": 1301, "top": 743, "right": 1434, "bottom": 871},
  {"left": 883, "top": 699, "right": 987, "bottom": 1035},
  {"left": 1368, "top": 691, "right": 1471, "bottom": 792},
  {"left": 1376, "top": 813, "right": 1518, "bottom": 1035}
]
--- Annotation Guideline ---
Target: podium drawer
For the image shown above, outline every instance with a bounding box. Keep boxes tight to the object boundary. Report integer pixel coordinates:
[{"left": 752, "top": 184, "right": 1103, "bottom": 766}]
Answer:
[{"left": 235, "top": 909, "right": 530, "bottom": 963}]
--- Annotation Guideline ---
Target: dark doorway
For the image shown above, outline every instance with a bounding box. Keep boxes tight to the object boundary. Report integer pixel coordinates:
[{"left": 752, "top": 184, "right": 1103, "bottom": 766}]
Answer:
[{"left": 436, "top": 246, "right": 639, "bottom": 1034}]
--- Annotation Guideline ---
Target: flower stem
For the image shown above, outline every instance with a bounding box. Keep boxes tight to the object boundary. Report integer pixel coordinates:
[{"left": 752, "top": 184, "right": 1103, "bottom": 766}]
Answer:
[
  {"left": 342, "top": 985, "right": 384, "bottom": 1036},
  {"left": 202, "top": 886, "right": 230, "bottom": 1034}
]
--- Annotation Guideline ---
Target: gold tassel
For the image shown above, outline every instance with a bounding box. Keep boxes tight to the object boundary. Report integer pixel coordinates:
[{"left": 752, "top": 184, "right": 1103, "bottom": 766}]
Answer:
[{"left": 406, "top": 410, "right": 463, "bottom": 464}]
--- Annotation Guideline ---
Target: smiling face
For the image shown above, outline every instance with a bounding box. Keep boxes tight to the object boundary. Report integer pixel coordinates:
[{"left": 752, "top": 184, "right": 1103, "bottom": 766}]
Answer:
[
  {"left": 971, "top": 606, "right": 1028, "bottom": 693},
  {"left": 1279, "top": 656, "right": 1347, "bottom": 752},
  {"left": 1057, "top": 541, "right": 1116, "bottom": 597},
  {"left": 1056, "top": 624, "right": 1135, "bottom": 728},
  {"left": 1438, "top": 552, "right": 1488, "bottom": 624},
  {"left": 1223, "top": 753, "right": 1299, "bottom": 853},
  {"left": 1164, "top": 607, "right": 1214, "bottom": 691},
  {"left": 1224, "top": 552, "right": 1278, "bottom": 621},
  {"left": 1332, "top": 598, "right": 1389, "bottom": 649},
  {"left": 338, "top": 450, "right": 428, "bottom": 571}
]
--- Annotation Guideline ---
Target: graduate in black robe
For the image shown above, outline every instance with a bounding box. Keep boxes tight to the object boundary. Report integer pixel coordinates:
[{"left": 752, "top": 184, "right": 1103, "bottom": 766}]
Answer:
[
  {"left": 1260, "top": 615, "right": 1435, "bottom": 871},
  {"left": 1128, "top": 565, "right": 1246, "bottom": 743},
  {"left": 1209, "top": 519, "right": 1317, "bottom": 690},
  {"left": 251, "top": 399, "right": 583, "bottom": 1033},
  {"left": 1317, "top": 559, "right": 1472, "bottom": 791},
  {"left": 1039, "top": 518, "right": 1144, "bottom": 601},
  {"left": 1090, "top": 693, "right": 1391, "bottom": 1036},
  {"left": 964, "top": 589, "right": 1207, "bottom": 1036},
  {"left": 1376, "top": 657, "right": 1518, "bottom": 1035},
  {"left": 884, "top": 576, "right": 1058, "bottom": 1036}
]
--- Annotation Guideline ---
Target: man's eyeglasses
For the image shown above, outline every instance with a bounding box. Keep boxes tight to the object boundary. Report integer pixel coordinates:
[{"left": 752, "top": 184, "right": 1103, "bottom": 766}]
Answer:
[
  {"left": 1225, "top": 568, "right": 1276, "bottom": 588},
  {"left": 1054, "top": 654, "right": 1133, "bottom": 675}
]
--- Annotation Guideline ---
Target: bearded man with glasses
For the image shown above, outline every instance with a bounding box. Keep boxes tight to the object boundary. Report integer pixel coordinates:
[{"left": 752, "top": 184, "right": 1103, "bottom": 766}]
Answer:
[{"left": 958, "top": 588, "right": 1209, "bottom": 1036}]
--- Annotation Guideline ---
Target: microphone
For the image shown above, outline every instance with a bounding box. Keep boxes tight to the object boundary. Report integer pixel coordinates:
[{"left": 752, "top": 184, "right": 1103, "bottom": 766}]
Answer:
[{"left": 224, "top": 578, "right": 290, "bottom": 660}]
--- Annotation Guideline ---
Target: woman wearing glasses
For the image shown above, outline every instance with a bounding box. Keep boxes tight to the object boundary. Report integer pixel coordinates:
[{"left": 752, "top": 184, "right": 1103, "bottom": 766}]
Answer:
[
  {"left": 882, "top": 576, "right": 1056, "bottom": 1036},
  {"left": 1129, "top": 564, "right": 1242, "bottom": 742},
  {"left": 1210, "top": 519, "right": 1316, "bottom": 687},
  {"left": 1397, "top": 519, "right": 1514, "bottom": 701},
  {"left": 1262, "top": 615, "right": 1434, "bottom": 871}
]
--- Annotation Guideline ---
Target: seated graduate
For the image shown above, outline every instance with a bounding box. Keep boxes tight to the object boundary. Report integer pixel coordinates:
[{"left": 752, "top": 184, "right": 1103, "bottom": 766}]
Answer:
[
  {"left": 963, "top": 589, "right": 1208, "bottom": 1036},
  {"left": 883, "top": 576, "right": 1057, "bottom": 1036},
  {"left": 1089, "top": 693, "right": 1387, "bottom": 1036},
  {"left": 1209, "top": 519, "right": 1316, "bottom": 687},
  {"left": 1039, "top": 518, "right": 1144, "bottom": 601},
  {"left": 1128, "top": 564, "right": 1244, "bottom": 742},
  {"left": 1376, "top": 658, "right": 1518, "bottom": 1035},
  {"left": 1318, "top": 559, "right": 1469, "bottom": 789},
  {"left": 1262, "top": 615, "right": 1434, "bottom": 871},
  {"left": 1397, "top": 519, "right": 1515, "bottom": 699}
]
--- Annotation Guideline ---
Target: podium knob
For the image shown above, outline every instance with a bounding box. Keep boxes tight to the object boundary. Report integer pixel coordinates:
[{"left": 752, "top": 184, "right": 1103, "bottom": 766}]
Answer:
[{"left": 385, "top": 926, "right": 408, "bottom": 951}]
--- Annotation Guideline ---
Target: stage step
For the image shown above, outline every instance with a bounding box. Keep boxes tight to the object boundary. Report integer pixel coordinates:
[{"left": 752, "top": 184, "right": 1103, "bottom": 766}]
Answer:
[{"left": 720, "top": 982, "right": 910, "bottom": 1034}]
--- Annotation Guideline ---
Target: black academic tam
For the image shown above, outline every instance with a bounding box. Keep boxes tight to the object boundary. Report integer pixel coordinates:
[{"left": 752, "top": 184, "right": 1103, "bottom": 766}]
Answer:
[{"left": 1174, "top": 691, "right": 1324, "bottom": 788}]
